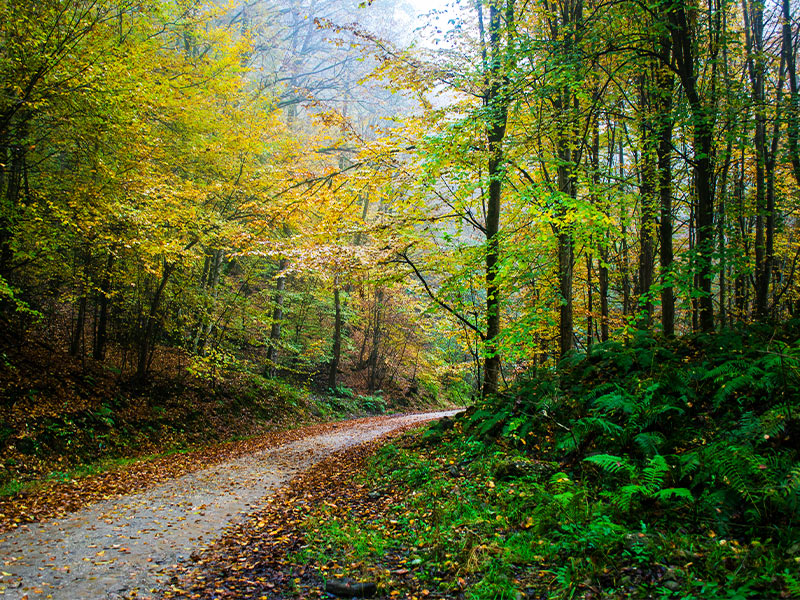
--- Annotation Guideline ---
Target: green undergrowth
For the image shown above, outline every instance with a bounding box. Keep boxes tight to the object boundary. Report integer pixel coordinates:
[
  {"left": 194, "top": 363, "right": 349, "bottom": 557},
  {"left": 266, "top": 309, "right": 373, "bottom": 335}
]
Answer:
[
  {"left": 317, "top": 385, "right": 390, "bottom": 417},
  {"left": 296, "top": 324, "right": 800, "bottom": 599}
]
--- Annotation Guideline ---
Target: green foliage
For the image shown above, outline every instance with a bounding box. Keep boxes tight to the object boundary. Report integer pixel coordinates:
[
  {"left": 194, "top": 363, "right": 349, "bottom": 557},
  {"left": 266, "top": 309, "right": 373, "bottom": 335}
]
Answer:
[
  {"left": 445, "top": 325, "right": 800, "bottom": 597},
  {"left": 297, "top": 421, "right": 797, "bottom": 598},
  {"left": 585, "top": 453, "right": 693, "bottom": 512},
  {"left": 317, "top": 388, "right": 388, "bottom": 417},
  {"left": 329, "top": 385, "right": 355, "bottom": 399}
]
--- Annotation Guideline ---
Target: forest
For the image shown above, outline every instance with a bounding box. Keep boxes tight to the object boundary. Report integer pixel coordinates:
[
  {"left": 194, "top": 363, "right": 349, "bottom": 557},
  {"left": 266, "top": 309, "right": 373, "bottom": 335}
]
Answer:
[{"left": 1, "top": 0, "right": 799, "bottom": 598}]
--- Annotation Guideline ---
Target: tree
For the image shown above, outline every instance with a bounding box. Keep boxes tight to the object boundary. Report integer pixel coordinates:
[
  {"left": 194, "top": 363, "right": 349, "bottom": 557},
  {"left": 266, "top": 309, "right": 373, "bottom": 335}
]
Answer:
[{"left": 479, "top": 0, "right": 516, "bottom": 396}]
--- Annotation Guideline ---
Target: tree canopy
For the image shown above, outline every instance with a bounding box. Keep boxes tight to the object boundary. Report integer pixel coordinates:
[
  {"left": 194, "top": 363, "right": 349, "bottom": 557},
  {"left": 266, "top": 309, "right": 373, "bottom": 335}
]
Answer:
[{"left": 0, "top": 0, "right": 798, "bottom": 399}]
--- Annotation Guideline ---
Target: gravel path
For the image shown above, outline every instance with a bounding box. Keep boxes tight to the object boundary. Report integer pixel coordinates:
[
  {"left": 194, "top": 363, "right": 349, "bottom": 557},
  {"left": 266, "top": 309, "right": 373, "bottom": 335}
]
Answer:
[{"left": 0, "top": 410, "right": 459, "bottom": 600}]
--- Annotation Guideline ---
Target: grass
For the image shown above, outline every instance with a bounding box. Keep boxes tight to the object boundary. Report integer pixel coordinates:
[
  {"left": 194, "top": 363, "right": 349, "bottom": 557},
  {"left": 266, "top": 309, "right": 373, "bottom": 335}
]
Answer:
[
  {"left": 44, "top": 456, "right": 142, "bottom": 482},
  {"left": 1, "top": 452, "right": 173, "bottom": 497},
  {"left": 0, "top": 479, "right": 23, "bottom": 497}
]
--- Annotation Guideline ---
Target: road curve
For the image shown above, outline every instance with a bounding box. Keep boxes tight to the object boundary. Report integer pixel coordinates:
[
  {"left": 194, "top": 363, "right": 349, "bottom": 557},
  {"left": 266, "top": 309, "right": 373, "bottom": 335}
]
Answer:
[{"left": 0, "top": 410, "right": 459, "bottom": 600}]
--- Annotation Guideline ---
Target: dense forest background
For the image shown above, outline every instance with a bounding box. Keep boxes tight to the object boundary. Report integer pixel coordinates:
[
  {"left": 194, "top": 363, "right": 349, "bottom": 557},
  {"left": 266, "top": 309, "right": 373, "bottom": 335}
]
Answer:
[{"left": 1, "top": 0, "right": 799, "bottom": 408}]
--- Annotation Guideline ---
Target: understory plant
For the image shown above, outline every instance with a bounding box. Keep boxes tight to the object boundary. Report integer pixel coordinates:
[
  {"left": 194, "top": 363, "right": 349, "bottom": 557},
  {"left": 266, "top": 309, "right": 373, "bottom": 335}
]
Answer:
[{"left": 291, "top": 325, "right": 799, "bottom": 598}]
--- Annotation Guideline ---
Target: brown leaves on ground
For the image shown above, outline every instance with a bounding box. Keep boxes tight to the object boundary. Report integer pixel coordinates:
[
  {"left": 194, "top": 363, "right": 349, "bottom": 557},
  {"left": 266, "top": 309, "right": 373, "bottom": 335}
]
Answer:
[{"left": 162, "top": 424, "right": 439, "bottom": 600}]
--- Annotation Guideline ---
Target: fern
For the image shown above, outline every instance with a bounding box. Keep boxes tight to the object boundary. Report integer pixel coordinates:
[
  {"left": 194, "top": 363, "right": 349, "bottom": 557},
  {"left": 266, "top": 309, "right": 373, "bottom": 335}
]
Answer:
[
  {"left": 780, "top": 462, "right": 800, "bottom": 510},
  {"left": 705, "top": 359, "right": 749, "bottom": 384},
  {"left": 588, "top": 454, "right": 692, "bottom": 511},
  {"left": 575, "top": 416, "right": 624, "bottom": 438},
  {"left": 633, "top": 432, "right": 666, "bottom": 456},
  {"left": 593, "top": 388, "right": 636, "bottom": 415},
  {"left": 678, "top": 451, "right": 701, "bottom": 478},
  {"left": 613, "top": 484, "right": 641, "bottom": 511},
  {"left": 701, "top": 443, "right": 763, "bottom": 516},
  {"left": 640, "top": 454, "right": 668, "bottom": 493},
  {"left": 585, "top": 453, "right": 635, "bottom": 477},
  {"left": 653, "top": 487, "right": 693, "bottom": 502},
  {"left": 782, "top": 570, "right": 800, "bottom": 598}
]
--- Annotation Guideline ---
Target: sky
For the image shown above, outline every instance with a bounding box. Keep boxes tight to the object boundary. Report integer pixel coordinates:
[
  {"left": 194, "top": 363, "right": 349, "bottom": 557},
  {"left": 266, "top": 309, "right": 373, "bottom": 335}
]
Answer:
[
  {"left": 408, "top": 0, "right": 455, "bottom": 15},
  {"left": 404, "top": 0, "right": 460, "bottom": 47}
]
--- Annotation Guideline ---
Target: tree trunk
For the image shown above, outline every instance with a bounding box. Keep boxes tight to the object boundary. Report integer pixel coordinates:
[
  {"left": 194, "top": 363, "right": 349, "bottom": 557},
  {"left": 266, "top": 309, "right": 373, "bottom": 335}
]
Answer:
[
  {"left": 718, "top": 143, "right": 732, "bottom": 328},
  {"left": 734, "top": 156, "right": 748, "bottom": 317},
  {"left": 668, "top": 2, "right": 716, "bottom": 331},
  {"left": 367, "top": 288, "right": 383, "bottom": 392},
  {"left": 265, "top": 257, "right": 288, "bottom": 375},
  {"left": 558, "top": 229, "right": 574, "bottom": 355},
  {"left": 328, "top": 281, "right": 342, "bottom": 389},
  {"left": 479, "top": 0, "right": 514, "bottom": 396},
  {"left": 655, "top": 48, "right": 675, "bottom": 336},
  {"left": 586, "top": 254, "right": 594, "bottom": 348},
  {"left": 618, "top": 137, "right": 631, "bottom": 318},
  {"left": 92, "top": 252, "right": 114, "bottom": 360},
  {"left": 743, "top": 0, "right": 770, "bottom": 317},
  {"left": 70, "top": 295, "right": 87, "bottom": 357},
  {"left": 599, "top": 247, "right": 610, "bottom": 342},
  {"left": 591, "top": 117, "right": 609, "bottom": 342},
  {"left": 782, "top": 0, "right": 800, "bottom": 185},
  {"left": 638, "top": 75, "right": 657, "bottom": 329},
  {"left": 136, "top": 260, "right": 175, "bottom": 381},
  {"left": 551, "top": 0, "right": 583, "bottom": 358},
  {"left": 657, "top": 127, "right": 674, "bottom": 335}
]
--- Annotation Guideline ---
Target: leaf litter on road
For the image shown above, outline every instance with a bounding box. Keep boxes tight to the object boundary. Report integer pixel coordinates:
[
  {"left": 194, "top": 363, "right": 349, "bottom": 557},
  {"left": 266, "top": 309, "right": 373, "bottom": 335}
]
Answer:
[
  {"left": 162, "top": 423, "right": 452, "bottom": 600},
  {"left": 0, "top": 412, "right": 459, "bottom": 600},
  {"left": 0, "top": 421, "right": 344, "bottom": 533}
]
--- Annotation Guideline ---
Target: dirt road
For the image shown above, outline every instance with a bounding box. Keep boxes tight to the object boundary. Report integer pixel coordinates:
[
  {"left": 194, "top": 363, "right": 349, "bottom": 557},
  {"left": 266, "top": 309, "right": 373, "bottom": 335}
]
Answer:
[{"left": 0, "top": 410, "right": 459, "bottom": 599}]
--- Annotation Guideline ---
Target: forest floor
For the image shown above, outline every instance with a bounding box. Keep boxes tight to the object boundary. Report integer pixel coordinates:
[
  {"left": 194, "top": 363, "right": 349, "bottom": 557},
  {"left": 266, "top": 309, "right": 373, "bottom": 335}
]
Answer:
[{"left": 0, "top": 410, "right": 459, "bottom": 600}]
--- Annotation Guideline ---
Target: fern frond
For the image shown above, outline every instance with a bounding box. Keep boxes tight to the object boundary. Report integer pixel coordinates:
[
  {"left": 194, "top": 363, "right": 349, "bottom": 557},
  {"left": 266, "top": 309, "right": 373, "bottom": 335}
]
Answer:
[
  {"left": 678, "top": 451, "right": 701, "bottom": 478},
  {"left": 641, "top": 455, "right": 668, "bottom": 493},
  {"left": 653, "top": 487, "right": 694, "bottom": 502},
  {"left": 634, "top": 432, "right": 666, "bottom": 456},
  {"left": 705, "top": 360, "right": 749, "bottom": 383},
  {"left": 593, "top": 389, "right": 636, "bottom": 415},
  {"left": 584, "top": 454, "right": 634, "bottom": 477},
  {"left": 782, "top": 463, "right": 800, "bottom": 498},
  {"left": 576, "top": 416, "right": 624, "bottom": 438},
  {"left": 614, "top": 484, "right": 640, "bottom": 511}
]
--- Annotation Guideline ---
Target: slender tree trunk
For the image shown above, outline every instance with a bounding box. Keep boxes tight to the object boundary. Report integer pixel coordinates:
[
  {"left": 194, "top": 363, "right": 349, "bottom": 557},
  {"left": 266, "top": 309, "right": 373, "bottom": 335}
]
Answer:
[
  {"left": 734, "top": 156, "right": 748, "bottom": 317},
  {"left": 638, "top": 75, "right": 657, "bottom": 329},
  {"left": 690, "top": 200, "right": 699, "bottom": 332},
  {"left": 743, "top": 0, "right": 769, "bottom": 317},
  {"left": 367, "top": 288, "right": 383, "bottom": 392},
  {"left": 265, "top": 257, "right": 288, "bottom": 374},
  {"left": 328, "top": 280, "right": 342, "bottom": 389},
  {"left": 591, "top": 118, "right": 609, "bottom": 342},
  {"left": 479, "top": 0, "right": 514, "bottom": 396},
  {"left": 599, "top": 248, "right": 610, "bottom": 341},
  {"left": 556, "top": 89, "right": 579, "bottom": 356},
  {"left": 136, "top": 260, "right": 176, "bottom": 381},
  {"left": 586, "top": 254, "right": 594, "bottom": 348},
  {"left": 782, "top": 0, "right": 800, "bottom": 185},
  {"left": 657, "top": 114, "right": 674, "bottom": 336},
  {"left": 552, "top": 0, "right": 583, "bottom": 357},
  {"left": 669, "top": 2, "right": 716, "bottom": 331},
  {"left": 93, "top": 252, "right": 114, "bottom": 360},
  {"left": 70, "top": 295, "right": 87, "bottom": 357},
  {"left": 70, "top": 247, "right": 90, "bottom": 357},
  {"left": 0, "top": 126, "right": 26, "bottom": 277},
  {"left": 617, "top": 137, "right": 631, "bottom": 317},
  {"left": 558, "top": 228, "right": 574, "bottom": 355},
  {"left": 653, "top": 31, "right": 675, "bottom": 336},
  {"left": 718, "top": 144, "right": 732, "bottom": 328}
]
